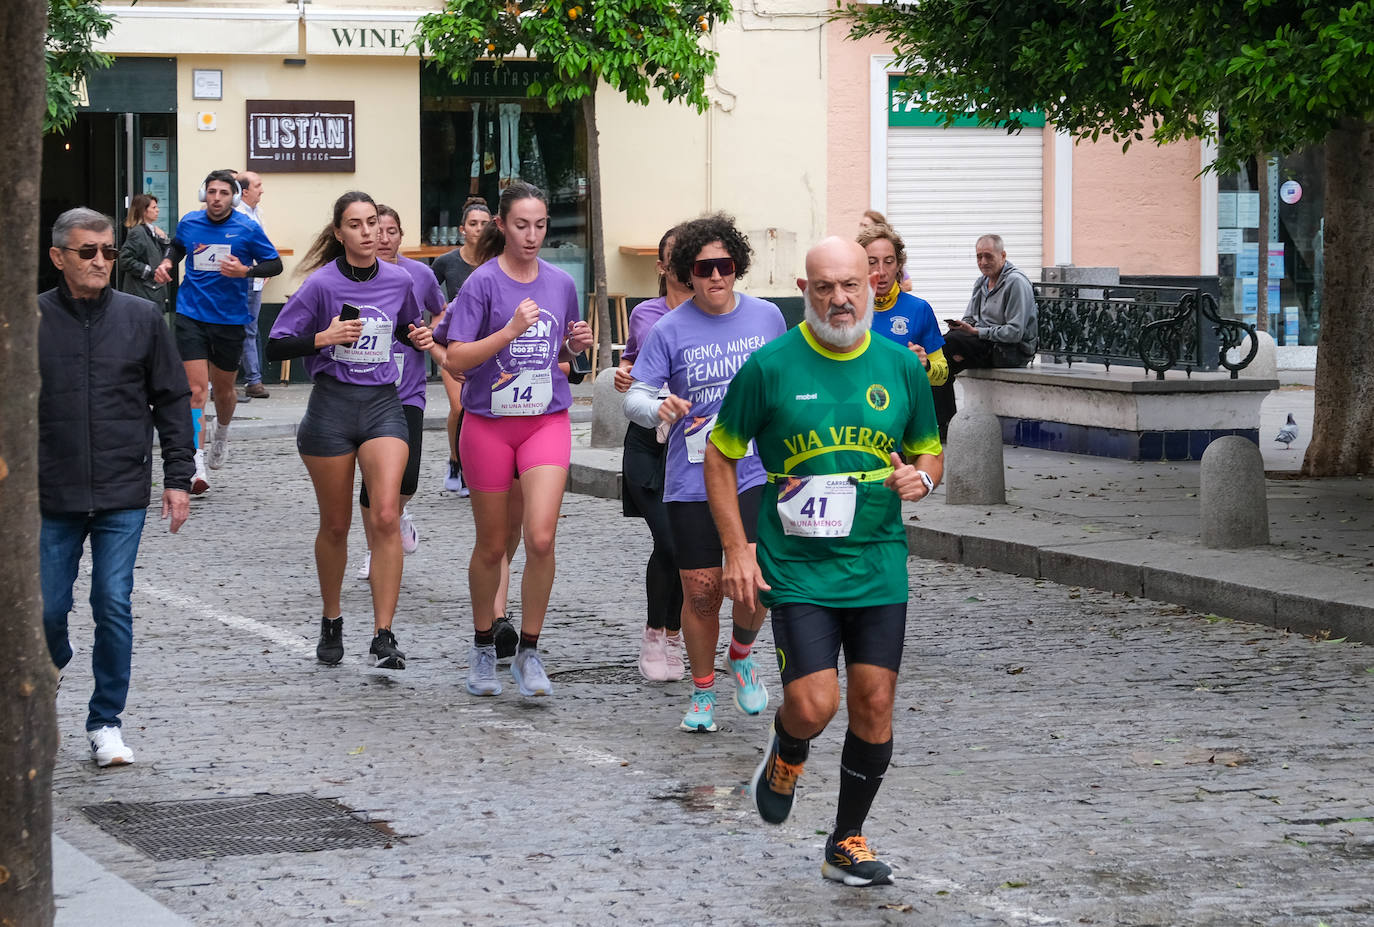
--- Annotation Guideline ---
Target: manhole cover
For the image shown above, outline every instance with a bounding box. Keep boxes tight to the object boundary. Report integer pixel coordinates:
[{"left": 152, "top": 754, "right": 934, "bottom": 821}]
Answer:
[
  {"left": 80, "top": 793, "right": 396, "bottom": 860},
  {"left": 550, "top": 664, "right": 726, "bottom": 685}
]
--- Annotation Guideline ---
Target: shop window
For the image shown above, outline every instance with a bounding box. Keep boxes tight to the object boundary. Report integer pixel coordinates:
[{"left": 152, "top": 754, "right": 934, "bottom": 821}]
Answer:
[
  {"left": 420, "top": 62, "right": 590, "bottom": 313},
  {"left": 1216, "top": 146, "right": 1325, "bottom": 346}
]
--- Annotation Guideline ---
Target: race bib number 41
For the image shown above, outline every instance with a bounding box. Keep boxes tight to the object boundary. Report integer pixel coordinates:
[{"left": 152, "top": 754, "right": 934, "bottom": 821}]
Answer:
[{"left": 776, "top": 475, "right": 856, "bottom": 538}]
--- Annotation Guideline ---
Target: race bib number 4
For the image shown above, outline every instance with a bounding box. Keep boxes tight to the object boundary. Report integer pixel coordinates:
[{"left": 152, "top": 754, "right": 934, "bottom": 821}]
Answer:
[
  {"left": 776, "top": 476, "right": 856, "bottom": 538},
  {"left": 192, "top": 243, "right": 231, "bottom": 272},
  {"left": 335, "top": 318, "right": 393, "bottom": 366},
  {"left": 492, "top": 368, "right": 552, "bottom": 416}
]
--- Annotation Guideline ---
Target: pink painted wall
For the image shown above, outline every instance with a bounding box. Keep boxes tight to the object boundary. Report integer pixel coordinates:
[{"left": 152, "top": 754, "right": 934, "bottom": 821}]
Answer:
[
  {"left": 826, "top": 20, "right": 888, "bottom": 238},
  {"left": 1072, "top": 137, "right": 1203, "bottom": 274}
]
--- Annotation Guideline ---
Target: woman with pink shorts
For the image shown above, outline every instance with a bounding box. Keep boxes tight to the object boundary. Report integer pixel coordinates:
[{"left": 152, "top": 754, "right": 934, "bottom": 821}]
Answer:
[{"left": 433, "top": 181, "right": 593, "bottom": 698}]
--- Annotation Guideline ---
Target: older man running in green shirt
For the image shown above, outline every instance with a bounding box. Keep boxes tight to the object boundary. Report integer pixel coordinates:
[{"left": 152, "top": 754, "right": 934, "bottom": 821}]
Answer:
[{"left": 705, "top": 236, "right": 943, "bottom": 887}]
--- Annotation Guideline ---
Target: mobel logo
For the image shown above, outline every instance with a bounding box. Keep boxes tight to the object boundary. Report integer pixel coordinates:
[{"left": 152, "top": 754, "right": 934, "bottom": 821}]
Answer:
[{"left": 330, "top": 27, "right": 408, "bottom": 49}]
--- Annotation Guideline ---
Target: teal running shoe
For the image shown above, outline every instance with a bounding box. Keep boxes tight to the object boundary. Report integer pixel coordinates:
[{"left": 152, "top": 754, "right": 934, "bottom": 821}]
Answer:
[
  {"left": 729, "top": 653, "right": 768, "bottom": 715},
  {"left": 680, "top": 689, "right": 718, "bottom": 732}
]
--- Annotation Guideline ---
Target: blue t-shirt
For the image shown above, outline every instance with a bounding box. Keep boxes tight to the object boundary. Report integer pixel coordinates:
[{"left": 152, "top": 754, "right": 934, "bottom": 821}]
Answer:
[
  {"left": 171, "top": 209, "right": 279, "bottom": 326},
  {"left": 873, "top": 291, "right": 945, "bottom": 355}
]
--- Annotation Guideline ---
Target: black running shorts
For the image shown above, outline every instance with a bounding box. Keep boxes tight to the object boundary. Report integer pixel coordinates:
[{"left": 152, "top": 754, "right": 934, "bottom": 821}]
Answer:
[
  {"left": 296, "top": 375, "right": 409, "bottom": 458},
  {"left": 770, "top": 602, "right": 907, "bottom": 685},
  {"left": 666, "top": 484, "right": 763, "bottom": 571},
  {"left": 174, "top": 313, "right": 247, "bottom": 373}
]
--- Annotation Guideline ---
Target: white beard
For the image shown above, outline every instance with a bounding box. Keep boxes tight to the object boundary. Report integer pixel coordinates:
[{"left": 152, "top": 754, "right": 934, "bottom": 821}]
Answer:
[{"left": 803, "top": 288, "right": 874, "bottom": 349}]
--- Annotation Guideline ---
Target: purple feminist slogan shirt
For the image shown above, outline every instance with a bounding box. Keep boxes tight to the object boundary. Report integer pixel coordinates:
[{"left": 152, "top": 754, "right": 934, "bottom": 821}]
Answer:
[
  {"left": 270, "top": 260, "right": 421, "bottom": 387},
  {"left": 622, "top": 296, "right": 670, "bottom": 363},
  {"left": 433, "top": 258, "right": 580, "bottom": 419},
  {"left": 392, "top": 256, "right": 445, "bottom": 408},
  {"left": 631, "top": 293, "right": 785, "bottom": 502}
]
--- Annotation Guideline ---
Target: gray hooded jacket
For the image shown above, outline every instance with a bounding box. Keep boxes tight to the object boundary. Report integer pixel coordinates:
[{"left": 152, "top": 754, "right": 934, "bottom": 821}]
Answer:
[{"left": 962, "top": 259, "right": 1038, "bottom": 357}]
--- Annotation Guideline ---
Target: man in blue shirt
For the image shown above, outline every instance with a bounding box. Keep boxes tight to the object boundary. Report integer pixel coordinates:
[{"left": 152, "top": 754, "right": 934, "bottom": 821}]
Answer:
[
  {"left": 155, "top": 170, "right": 281, "bottom": 492},
  {"left": 857, "top": 223, "right": 949, "bottom": 389}
]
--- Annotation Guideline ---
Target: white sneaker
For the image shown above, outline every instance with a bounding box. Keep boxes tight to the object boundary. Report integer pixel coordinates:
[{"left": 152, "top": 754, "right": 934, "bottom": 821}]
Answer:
[
  {"left": 356, "top": 550, "right": 371, "bottom": 580},
  {"left": 191, "top": 450, "right": 209, "bottom": 495},
  {"left": 638, "top": 626, "right": 669, "bottom": 682},
  {"left": 207, "top": 422, "right": 230, "bottom": 469},
  {"left": 663, "top": 632, "right": 685, "bottom": 681},
  {"left": 399, "top": 507, "right": 419, "bottom": 554},
  {"left": 88, "top": 726, "right": 135, "bottom": 767}
]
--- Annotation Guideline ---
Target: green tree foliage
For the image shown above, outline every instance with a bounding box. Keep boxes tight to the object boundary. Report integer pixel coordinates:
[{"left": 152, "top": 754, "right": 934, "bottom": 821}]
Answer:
[
  {"left": 45, "top": 0, "right": 114, "bottom": 134},
  {"left": 842, "top": 0, "right": 1374, "bottom": 171},
  {"left": 414, "top": 0, "right": 730, "bottom": 111}
]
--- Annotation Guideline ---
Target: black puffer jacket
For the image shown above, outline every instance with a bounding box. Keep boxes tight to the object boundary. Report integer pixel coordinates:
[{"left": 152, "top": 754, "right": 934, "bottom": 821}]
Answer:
[{"left": 38, "top": 279, "right": 195, "bottom": 515}]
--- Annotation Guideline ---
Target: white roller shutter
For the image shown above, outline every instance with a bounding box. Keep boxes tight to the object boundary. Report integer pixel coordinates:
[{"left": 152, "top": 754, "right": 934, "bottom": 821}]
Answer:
[{"left": 884, "top": 126, "right": 1042, "bottom": 317}]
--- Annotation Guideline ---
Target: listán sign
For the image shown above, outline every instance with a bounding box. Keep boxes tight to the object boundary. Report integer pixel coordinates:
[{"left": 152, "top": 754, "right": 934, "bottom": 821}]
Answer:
[{"left": 246, "top": 100, "right": 356, "bottom": 173}]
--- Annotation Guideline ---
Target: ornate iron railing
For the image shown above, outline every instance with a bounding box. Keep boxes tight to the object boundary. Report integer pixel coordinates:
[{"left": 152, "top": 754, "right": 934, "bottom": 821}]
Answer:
[{"left": 1033, "top": 283, "right": 1258, "bottom": 379}]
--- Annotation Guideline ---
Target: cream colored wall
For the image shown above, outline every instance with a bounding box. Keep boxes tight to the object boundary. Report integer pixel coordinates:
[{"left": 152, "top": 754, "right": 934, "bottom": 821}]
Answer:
[
  {"left": 825, "top": 21, "right": 887, "bottom": 237},
  {"left": 597, "top": 17, "right": 830, "bottom": 298},
  {"left": 1071, "top": 136, "right": 1203, "bottom": 275},
  {"left": 173, "top": 55, "right": 421, "bottom": 302}
]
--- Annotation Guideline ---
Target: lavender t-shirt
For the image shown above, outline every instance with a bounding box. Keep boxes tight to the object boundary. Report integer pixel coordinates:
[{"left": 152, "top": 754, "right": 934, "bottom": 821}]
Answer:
[
  {"left": 269, "top": 260, "right": 421, "bottom": 387},
  {"left": 392, "top": 256, "right": 445, "bottom": 408},
  {"left": 631, "top": 293, "right": 785, "bottom": 502},
  {"left": 433, "top": 258, "right": 580, "bottom": 419},
  {"left": 622, "top": 296, "right": 670, "bottom": 363}
]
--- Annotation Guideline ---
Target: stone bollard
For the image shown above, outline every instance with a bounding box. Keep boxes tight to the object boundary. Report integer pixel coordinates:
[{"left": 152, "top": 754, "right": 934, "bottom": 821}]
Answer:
[
  {"left": 1234, "top": 330, "right": 1278, "bottom": 380},
  {"left": 590, "top": 366, "right": 629, "bottom": 448},
  {"left": 1200, "top": 435, "right": 1269, "bottom": 548},
  {"left": 944, "top": 411, "right": 1005, "bottom": 505}
]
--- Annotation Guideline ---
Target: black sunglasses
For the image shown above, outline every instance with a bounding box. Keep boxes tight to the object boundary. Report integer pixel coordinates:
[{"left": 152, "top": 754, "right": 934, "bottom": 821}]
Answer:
[
  {"left": 691, "top": 257, "right": 736, "bottom": 278},
  {"left": 65, "top": 244, "right": 119, "bottom": 261}
]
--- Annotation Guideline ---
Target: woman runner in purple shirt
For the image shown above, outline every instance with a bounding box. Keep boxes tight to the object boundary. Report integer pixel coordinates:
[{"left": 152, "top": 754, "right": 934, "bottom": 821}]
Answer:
[
  {"left": 267, "top": 191, "right": 433, "bottom": 672},
  {"left": 433, "top": 181, "right": 593, "bottom": 698}
]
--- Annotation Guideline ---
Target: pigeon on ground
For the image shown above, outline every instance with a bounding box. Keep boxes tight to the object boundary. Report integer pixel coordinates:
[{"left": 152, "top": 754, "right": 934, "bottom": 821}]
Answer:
[{"left": 1274, "top": 412, "right": 1299, "bottom": 448}]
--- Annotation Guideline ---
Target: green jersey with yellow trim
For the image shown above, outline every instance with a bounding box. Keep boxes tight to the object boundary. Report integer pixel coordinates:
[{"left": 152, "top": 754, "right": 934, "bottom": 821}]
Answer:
[{"left": 711, "top": 323, "right": 942, "bottom": 607}]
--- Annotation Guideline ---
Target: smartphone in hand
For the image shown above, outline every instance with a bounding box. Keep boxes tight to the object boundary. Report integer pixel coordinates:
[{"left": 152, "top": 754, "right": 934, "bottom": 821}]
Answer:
[{"left": 339, "top": 303, "right": 361, "bottom": 345}]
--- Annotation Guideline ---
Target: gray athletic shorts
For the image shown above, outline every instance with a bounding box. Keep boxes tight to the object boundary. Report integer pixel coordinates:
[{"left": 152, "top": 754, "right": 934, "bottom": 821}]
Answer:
[{"left": 296, "top": 375, "right": 408, "bottom": 457}]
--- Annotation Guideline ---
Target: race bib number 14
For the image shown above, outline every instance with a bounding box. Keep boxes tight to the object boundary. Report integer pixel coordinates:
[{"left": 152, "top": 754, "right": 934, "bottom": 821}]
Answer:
[{"left": 492, "top": 369, "right": 552, "bottom": 416}]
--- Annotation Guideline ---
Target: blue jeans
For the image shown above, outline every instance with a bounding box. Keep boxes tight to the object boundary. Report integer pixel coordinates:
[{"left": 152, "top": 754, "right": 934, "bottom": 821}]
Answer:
[
  {"left": 241, "top": 288, "right": 264, "bottom": 386},
  {"left": 41, "top": 508, "right": 147, "bottom": 731}
]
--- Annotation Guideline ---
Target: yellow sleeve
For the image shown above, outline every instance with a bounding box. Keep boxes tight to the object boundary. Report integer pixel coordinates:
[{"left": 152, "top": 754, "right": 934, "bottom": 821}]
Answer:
[{"left": 925, "top": 348, "right": 949, "bottom": 387}]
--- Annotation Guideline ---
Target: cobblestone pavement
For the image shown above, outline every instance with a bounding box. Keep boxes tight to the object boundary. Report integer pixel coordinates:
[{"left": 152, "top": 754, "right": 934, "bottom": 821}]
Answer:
[{"left": 52, "top": 431, "right": 1373, "bottom": 926}]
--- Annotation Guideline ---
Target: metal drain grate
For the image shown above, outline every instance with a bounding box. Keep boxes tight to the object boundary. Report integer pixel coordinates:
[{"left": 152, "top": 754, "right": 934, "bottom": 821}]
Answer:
[{"left": 80, "top": 793, "right": 396, "bottom": 860}]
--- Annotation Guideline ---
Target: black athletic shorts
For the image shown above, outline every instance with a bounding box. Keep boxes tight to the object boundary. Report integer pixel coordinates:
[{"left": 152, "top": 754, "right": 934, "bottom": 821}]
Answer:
[
  {"left": 666, "top": 484, "right": 763, "bottom": 571},
  {"left": 175, "top": 313, "right": 247, "bottom": 373},
  {"left": 296, "top": 375, "right": 408, "bottom": 457},
  {"left": 770, "top": 602, "right": 907, "bottom": 685},
  {"left": 359, "top": 403, "right": 424, "bottom": 506}
]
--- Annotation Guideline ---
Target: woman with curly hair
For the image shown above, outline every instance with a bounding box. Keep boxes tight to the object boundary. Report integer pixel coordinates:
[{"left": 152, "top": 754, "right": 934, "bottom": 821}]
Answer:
[{"left": 624, "top": 213, "right": 786, "bottom": 733}]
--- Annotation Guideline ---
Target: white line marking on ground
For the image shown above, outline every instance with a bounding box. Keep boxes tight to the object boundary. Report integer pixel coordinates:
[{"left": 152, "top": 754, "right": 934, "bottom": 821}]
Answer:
[{"left": 142, "top": 581, "right": 314, "bottom": 659}]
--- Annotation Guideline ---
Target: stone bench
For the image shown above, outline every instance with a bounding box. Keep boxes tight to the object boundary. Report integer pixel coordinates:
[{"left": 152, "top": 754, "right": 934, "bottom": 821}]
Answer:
[{"left": 958, "top": 363, "right": 1278, "bottom": 461}]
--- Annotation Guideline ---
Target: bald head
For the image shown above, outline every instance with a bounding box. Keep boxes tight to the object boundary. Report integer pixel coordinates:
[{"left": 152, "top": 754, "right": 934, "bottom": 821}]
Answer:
[
  {"left": 797, "top": 236, "right": 875, "bottom": 351},
  {"left": 236, "top": 170, "right": 263, "bottom": 208}
]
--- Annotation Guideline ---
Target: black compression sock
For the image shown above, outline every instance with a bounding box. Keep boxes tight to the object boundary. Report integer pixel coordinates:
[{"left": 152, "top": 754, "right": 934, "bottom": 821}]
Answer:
[
  {"left": 474, "top": 627, "right": 495, "bottom": 647},
  {"left": 833, "top": 729, "right": 893, "bottom": 840},
  {"left": 773, "top": 712, "right": 811, "bottom": 766},
  {"left": 518, "top": 631, "right": 539, "bottom": 651}
]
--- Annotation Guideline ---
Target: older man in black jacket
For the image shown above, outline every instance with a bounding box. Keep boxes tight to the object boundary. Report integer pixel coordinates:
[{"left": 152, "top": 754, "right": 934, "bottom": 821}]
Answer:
[{"left": 40, "top": 207, "right": 195, "bottom": 768}]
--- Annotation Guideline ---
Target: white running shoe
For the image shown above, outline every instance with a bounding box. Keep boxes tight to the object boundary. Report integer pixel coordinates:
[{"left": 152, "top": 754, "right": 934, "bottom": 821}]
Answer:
[
  {"left": 88, "top": 725, "right": 135, "bottom": 767},
  {"left": 638, "top": 626, "right": 669, "bottom": 682},
  {"left": 399, "top": 507, "right": 419, "bottom": 554},
  {"left": 207, "top": 422, "right": 230, "bottom": 469},
  {"left": 662, "top": 632, "right": 685, "bottom": 681},
  {"left": 191, "top": 450, "right": 209, "bottom": 495},
  {"left": 356, "top": 550, "right": 371, "bottom": 580}
]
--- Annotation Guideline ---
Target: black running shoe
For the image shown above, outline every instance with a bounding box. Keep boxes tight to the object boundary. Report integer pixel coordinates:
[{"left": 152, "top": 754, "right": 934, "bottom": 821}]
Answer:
[
  {"left": 750, "top": 725, "right": 804, "bottom": 824},
  {"left": 316, "top": 617, "right": 344, "bottom": 665},
  {"left": 492, "top": 617, "right": 519, "bottom": 660},
  {"left": 822, "top": 832, "right": 894, "bottom": 887},
  {"left": 369, "top": 627, "right": 406, "bottom": 670}
]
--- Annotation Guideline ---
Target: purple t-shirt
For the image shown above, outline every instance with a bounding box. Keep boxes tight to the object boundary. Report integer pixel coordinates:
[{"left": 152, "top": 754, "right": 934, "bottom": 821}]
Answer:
[
  {"left": 391, "top": 256, "right": 445, "bottom": 408},
  {"left": 269, "top": 260, "right": 421, "bottom": 387},
  {"left": 622, "top": 296, "right": 670, "bottom": 363},
  {"left": 631, "top": 293, "right": 785, "bottom": 502},
  {"left": 433, "top": 258, "right": 580, "bottom": 419}
]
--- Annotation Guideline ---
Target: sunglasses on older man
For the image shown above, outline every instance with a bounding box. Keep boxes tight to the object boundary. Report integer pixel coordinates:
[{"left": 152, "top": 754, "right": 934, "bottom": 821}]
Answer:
[
  {"left": 690, "top": 257, "right": 735, "bottom": 278},
  {"left": 64, "top": 244, "right": 119, "bottom": 261}
]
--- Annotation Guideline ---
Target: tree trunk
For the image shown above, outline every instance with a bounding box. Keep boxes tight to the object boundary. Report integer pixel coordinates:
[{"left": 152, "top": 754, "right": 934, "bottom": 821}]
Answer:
[
  {"left": 0, "top": 0, "right": 58, "bottom": 924},
  {"left": 1303, "top": 118, "right": 1374, "bottom": 476},
  {"left": 1255, "top": 149, "right": 1269, "bottom": 335},
  {"left": 580, "top": 89, "right": 612, "bottom": 372}
]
